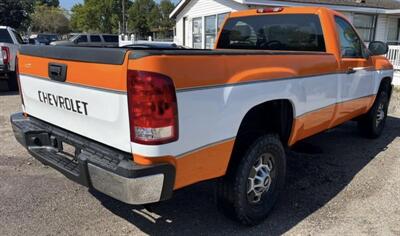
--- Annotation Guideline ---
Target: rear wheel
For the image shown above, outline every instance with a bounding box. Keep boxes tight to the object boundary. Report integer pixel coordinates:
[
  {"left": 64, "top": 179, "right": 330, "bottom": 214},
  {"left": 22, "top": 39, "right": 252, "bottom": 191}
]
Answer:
[
  {"left": 358, "top": 84, "right": 390, "bottom": 138},
  {"left": 7, "top": 72, "right": 18, "bottom": 91},
  {"left": 217, "top": 134, "right": 286, "bottom": 225}
]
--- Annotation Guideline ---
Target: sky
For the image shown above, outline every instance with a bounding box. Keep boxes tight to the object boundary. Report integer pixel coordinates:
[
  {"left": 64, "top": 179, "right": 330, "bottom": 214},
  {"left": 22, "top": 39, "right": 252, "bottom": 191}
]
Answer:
[
  {"left": 60, "top": 0, "right": 180, "bottom": 10},
  {"left": 60, "top": 0, "right": 82, "bottom": 10}
]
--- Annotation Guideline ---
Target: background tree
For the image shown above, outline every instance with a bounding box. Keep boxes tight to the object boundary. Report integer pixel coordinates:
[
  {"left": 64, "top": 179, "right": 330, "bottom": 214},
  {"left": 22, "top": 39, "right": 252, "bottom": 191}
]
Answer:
[
  {"left": 36, "top": 0, "right": 59, "bottom": 7},
  {"left": 158, "top": 0, "right": 175, "bottom": 38},
  {"left": 127, "top": 0, "right": 175, "bottom": 39},
  {"left": 0, "top": 0, "right": 35, "bottom": 29},
  {"left": 70, "top": 4, "right": 87, "bottom": 32},
  {"left": 31, "top": 3, "right": 70, "bottom": 34},
  {"left": 127, "top": 0, "right": 157, "bottom": 38},
  {"left": 69, "top": 0, "right": 176, "bottom": 37},
  {"left": 70, "top": 0, "right": 127, "bottom": 33}
]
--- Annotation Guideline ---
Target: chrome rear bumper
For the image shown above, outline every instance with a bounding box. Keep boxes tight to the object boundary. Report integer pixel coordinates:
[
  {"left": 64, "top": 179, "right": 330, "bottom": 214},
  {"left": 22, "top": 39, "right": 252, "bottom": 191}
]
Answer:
[
  {"left": 88, "top": 164, "right": 165, "bottom": 204},
  {"left": 11, "top": 112, "right": 175, "bottom": 204}
]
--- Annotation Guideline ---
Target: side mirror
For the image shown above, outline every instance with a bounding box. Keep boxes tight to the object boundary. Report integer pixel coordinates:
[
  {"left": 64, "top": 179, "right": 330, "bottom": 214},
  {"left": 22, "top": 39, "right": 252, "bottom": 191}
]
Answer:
[
  {"left": 368, "top": 41, "right": 388, "bottom": 56},
  {"left": 73, "top": 40, "right": 78, "bottom": 44}
]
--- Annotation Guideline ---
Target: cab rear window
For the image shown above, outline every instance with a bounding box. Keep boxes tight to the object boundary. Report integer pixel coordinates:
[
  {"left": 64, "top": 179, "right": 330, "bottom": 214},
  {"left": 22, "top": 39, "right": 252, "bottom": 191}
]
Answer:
[
  {"left": 217, "top": 14, "right": 325, "bottom": 52},
  {"left": 0, "top": 29, "right": 13, "bottom": 44}
]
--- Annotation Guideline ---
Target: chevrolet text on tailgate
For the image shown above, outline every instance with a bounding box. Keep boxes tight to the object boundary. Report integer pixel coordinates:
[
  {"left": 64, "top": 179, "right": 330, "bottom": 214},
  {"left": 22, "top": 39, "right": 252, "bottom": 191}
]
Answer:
[{"left": 11, "top": 7, "right": 393, "bottom": 225}]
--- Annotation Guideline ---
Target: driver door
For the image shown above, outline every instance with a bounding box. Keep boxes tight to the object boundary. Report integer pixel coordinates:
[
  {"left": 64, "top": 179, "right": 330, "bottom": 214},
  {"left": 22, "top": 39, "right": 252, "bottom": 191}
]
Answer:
[{"left": 334, "top": 16, "right": 375, "bottom": 122}]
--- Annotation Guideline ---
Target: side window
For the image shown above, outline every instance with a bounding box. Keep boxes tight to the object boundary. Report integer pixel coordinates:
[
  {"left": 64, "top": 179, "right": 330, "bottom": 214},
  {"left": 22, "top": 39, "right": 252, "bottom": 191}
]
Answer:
[
  {"left": 103, "top": 35, "right": 118, "bottom": 42},
  {"left": 0, "top": 29, "right": 13, "bottom": 43},
  {"left": 335, "top": 17, "right": 364, "bottom": 58},
  {"left": 12, "top": 30, "right": 24, "bottom": 44},
  {"left": 76, "top": 35, "right": 88, "bottom": 43},
  {"left": 90, "top": 35, "right": 101, "bottom": 42}
]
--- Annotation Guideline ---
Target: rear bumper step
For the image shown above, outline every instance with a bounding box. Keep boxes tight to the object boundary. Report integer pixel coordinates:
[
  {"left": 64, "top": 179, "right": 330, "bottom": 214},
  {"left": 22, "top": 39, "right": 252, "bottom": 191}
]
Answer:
[{"left": 10, "top": 112, "right": 175, "bottom": 204}]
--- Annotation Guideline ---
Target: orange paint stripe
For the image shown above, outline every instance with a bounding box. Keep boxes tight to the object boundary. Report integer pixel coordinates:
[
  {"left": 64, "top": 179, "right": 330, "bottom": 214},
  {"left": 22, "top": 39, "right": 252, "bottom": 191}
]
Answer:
[
  {"left": 330, "top": 95, "right": 375, "bottom": 128},
  {"left": 134, "top": 139, "right": 235, "bottom": 190},
  {"left": 288, "top": 104, "right": 336, "bottom": 145},
  {"left": 19, "top": 54, "right": 129, "bottom": 91},
  {"left": 289, "top": 95, "right": 376, "bottom": 145}
]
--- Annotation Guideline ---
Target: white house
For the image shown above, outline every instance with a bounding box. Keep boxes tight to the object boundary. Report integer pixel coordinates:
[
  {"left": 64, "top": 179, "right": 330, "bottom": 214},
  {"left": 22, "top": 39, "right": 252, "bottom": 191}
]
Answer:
[{"left": 170, "top": 0, "right": 400, "bottom": 49}]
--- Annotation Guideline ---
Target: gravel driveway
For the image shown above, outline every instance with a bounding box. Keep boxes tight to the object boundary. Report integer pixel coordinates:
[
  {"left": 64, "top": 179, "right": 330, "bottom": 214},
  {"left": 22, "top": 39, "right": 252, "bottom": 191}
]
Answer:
[{"left": 1, "top": 82, "right": 399, "bottom": 235}]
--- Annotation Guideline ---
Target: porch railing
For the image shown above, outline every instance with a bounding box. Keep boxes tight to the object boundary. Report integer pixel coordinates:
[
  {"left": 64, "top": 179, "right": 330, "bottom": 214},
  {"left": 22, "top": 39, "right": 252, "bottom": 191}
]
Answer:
[
  {"left": 119, "top": 34, "right": 173, "bottom": 47},
  {"left": 387, "top": 45, "right": 400, "bottom": 70}
]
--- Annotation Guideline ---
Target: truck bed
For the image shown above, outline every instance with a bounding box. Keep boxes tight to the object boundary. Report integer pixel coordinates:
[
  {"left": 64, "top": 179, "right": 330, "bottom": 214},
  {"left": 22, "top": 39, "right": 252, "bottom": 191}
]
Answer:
[{"left": 19, "top": 45, "right": 338, "bottom": 157}]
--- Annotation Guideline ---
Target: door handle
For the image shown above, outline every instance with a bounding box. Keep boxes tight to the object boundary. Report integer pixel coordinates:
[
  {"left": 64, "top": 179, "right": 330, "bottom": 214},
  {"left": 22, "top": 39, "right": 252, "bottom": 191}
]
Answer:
[
  {"left": 49, "top": 65, "right": 61, "bottom": 76},
  {"left": 346, "top": 68, "right": 356, "bottom": 74},
  {"left": 48, "top": 63, "right": 67, "bottom": 82}
]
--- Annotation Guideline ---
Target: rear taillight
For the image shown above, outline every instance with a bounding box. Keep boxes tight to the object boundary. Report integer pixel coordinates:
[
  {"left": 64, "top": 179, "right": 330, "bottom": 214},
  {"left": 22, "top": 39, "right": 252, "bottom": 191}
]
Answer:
[
  {"left": 127, "top": 70, "right": 178, "bottom": 145},
  {"left": 1, "top": 46, "right": 10, "bottom": 65}
]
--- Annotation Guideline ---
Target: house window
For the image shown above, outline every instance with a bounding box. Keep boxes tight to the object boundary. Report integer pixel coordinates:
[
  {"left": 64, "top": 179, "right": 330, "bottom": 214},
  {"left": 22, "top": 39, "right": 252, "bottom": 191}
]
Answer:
[
  {"left": 205, "top": 15, "right": 216, "bottom": 49},
  {"left": 217, "top": 13, "right": 229, "bottom": 32},
  {"left": 191, "top": 13, "right": 229, "bottom": 49},
  {"left": 204, "top": 13, "right": 229, "bottom": 49},
  {"left": 387, "top": 18, "right": 400, "bottom": 44},
  {"left": 353, "top": 14, "right": 376, "bottom": 42},
  {"left": 192, "top": 17, "right": 202, "bottom": 49}
]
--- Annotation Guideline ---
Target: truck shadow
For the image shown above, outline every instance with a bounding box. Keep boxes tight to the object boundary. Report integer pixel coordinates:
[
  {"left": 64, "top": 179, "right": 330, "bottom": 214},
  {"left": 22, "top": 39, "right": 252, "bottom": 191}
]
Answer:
[
  {"left": 0, "top": 80, "right": 18, "bottom": 94},
  {"left": 0, "top": 91, "right": 19, "bottom": 96},
  {"left": 91, "top": 116, "right": 400, "bottom": 235}
]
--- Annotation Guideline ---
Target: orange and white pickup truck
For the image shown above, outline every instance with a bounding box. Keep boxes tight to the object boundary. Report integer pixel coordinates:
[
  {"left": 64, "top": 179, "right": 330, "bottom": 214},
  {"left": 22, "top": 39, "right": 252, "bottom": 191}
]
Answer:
[{"left": 11, "top": 7, "right": 393, "bottom": 225}]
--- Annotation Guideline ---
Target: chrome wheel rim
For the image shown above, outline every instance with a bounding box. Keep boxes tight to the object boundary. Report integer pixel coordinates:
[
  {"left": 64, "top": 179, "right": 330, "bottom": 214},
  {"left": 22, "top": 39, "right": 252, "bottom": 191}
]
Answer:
[
  {"left": 376, "top": 102, "right": 385, "bottom": 127},
  {"left": 247, "top": 153, "right": 274, "bottom": 203}
]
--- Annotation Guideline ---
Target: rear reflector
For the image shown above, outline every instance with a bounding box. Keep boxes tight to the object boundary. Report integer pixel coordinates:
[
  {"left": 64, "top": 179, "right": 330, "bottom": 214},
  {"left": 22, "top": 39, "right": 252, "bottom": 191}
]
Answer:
[
  {"left": 256, "top": 7, "right": 284, "bottom": 13},
  {"left": 1, "top": 46, "right": 10, "bottom": 65},
  {"left": 127, "top": 70, "right": 178, "bottom": 145}
]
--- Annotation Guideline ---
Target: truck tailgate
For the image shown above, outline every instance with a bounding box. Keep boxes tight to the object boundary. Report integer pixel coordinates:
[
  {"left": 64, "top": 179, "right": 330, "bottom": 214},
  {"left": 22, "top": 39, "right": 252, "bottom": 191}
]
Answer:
[{"left": 18, "top": 46, "right": 132, "bottom": 153}]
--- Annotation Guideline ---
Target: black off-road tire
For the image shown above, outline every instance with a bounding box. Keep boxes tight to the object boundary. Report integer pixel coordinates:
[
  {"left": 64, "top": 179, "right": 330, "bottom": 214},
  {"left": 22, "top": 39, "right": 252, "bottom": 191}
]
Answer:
[
  {"left": 358, "top": 83, "right": 390, "bottom": 138},
  {"left": 7, "top": 72, "right": 19, "bottom": 91},
  {"left": 217, "top": 134, "right": 286, "bottom": 226}
]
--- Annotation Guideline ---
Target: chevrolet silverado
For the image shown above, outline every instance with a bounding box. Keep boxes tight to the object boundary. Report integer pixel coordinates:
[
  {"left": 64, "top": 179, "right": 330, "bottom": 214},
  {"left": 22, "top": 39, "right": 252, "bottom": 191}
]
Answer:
[{"left": 11, "top": 7, "right": 393, "bottom": 225}]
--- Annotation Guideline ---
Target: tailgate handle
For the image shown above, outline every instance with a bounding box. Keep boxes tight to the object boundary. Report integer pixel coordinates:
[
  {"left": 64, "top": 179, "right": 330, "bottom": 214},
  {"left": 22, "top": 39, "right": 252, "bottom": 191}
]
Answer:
[{"left": 48, "top": 63, "right": 67, "bottom": 82}]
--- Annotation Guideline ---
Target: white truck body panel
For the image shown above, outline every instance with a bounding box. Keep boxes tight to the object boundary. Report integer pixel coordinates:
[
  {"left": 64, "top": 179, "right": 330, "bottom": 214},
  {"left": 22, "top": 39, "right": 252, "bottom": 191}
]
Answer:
[
  {"left": 19, "top": 75, "right": 132, "bottom": 153},
  {"left": 130, "top": 69, "right": 393, "bottom": 157}
]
